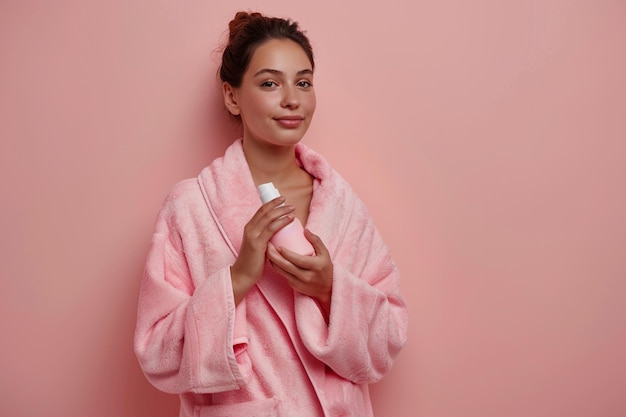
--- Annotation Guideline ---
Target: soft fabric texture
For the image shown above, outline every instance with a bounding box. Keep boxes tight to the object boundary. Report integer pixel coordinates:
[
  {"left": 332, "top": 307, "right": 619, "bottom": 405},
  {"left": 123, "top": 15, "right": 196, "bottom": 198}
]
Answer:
[{"left": 134, "top": 139, "right": 408, "bottom": 417}]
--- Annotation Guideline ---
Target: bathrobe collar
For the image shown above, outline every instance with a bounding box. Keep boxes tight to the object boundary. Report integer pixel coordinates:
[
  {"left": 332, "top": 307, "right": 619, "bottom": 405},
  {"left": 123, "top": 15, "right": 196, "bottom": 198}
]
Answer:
[{"left": 197, "top": 138, "right": 336, "bottom": 258}]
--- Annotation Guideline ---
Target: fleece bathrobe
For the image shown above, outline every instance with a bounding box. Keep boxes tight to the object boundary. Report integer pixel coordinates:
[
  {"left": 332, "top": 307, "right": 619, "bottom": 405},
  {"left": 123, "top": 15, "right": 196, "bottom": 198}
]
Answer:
[{"left": 134, "top": 139, "right": 408, "bottom": 417}]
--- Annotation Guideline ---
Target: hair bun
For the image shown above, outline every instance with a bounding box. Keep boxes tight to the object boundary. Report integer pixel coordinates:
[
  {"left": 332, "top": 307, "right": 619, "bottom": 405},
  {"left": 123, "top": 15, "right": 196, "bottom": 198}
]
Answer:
[
  {"left": 233, "top": 11, "right": 257, "bottom": 21},
  {"left": 229, "top": 11, "right": 261, "bottom": 40}
]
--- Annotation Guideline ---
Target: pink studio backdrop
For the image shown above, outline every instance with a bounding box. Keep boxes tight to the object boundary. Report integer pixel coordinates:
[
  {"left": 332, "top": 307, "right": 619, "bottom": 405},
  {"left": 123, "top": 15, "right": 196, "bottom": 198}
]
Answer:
[{"left": 1, "top": 1, "right": 625, "bottom": 416}]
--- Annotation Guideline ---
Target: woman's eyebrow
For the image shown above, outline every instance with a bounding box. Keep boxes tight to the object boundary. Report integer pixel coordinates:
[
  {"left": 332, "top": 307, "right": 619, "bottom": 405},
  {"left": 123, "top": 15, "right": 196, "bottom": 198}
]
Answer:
[{"left": 253, "top": 68, "right": 314, "bottom": 77}]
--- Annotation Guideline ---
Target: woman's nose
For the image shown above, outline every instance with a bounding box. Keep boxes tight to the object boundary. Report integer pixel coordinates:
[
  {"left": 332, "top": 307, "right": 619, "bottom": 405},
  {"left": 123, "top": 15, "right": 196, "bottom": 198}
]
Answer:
[{"left": 281, "top": 86, "right": 300, "bottom": 109}]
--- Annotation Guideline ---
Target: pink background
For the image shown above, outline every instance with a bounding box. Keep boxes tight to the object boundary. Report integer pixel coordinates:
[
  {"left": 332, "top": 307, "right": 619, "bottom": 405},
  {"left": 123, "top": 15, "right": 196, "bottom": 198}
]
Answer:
[{"left": 1, "top": 1, "right": 625, "bottom": 416}]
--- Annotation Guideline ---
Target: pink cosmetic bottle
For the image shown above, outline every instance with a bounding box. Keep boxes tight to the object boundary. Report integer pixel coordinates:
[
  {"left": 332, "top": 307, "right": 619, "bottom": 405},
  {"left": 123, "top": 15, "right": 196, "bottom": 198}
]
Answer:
[{"left": 257, "top": 182, "right": 315, "bottom": 256}]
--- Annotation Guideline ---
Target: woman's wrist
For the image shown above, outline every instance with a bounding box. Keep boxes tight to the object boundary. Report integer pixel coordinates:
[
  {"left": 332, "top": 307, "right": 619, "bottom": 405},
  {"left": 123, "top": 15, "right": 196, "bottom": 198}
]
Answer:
[
  {"left": 315, "top": 294, "right": 331, "bottom": 324},
  {"left": 230, "top": 265, "right": 257, "bottom": 305}
]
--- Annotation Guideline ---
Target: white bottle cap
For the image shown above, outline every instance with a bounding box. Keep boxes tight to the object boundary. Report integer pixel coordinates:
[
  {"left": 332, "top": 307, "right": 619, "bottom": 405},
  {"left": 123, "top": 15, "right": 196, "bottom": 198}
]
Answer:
[{"left": 257, "top": 182, "right": 281, "bottom": 203}]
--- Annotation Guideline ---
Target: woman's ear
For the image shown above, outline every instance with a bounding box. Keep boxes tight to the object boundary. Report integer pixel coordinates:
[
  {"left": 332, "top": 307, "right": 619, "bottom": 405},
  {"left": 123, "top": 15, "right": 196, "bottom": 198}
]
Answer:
[{"left": 222, "top": 82, "right": 241, "bottom": 116}]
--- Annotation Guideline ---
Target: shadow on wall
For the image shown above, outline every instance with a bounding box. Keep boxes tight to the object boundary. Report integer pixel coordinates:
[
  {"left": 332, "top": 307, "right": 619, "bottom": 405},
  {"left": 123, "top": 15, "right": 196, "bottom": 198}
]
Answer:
[
  {"left": 111, "top": 90, "right": 242, "bottom": 417},
  {"left": 129, "top": 71, "right": 251, "bottom": 417},
  {"left": 91, "top": 241, "right": 180, "bottom": 416}
]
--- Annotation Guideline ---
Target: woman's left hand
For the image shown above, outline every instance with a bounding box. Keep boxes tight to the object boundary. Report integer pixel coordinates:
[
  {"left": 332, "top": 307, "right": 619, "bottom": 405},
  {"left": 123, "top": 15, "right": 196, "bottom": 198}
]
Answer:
[{"left": 267, "top": 229, "right": 333, "bottom": 317}]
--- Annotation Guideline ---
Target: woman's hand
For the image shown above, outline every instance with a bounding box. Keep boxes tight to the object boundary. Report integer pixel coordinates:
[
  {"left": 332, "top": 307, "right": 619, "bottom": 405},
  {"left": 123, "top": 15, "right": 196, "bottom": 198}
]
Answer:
[
  {"left": 267, "top": 229, "right": 334, "bottom": 319},
  {"left": 230, "top": 197, "right": 296, "bottom": 304}
]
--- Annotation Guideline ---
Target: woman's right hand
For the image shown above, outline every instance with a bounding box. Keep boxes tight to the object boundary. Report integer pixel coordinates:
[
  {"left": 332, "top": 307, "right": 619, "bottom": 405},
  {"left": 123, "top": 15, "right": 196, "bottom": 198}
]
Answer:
[{"left": 230, "top": 196, "right": 295, "bottom": 304}]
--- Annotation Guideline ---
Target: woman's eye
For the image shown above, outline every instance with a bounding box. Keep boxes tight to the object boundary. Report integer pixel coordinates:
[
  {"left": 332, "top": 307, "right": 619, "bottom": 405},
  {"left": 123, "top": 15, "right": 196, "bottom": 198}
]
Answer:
[
  {"left": 261, "top": 81, "right": 277, "bottom": 88},
  {"left": 297, "top": 80, "right": 313, "bottom": 88}
]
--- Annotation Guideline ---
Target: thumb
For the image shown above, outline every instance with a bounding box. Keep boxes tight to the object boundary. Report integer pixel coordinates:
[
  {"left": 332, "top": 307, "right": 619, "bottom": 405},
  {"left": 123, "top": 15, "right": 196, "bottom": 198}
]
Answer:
[{"left": 304, "top": 229, "right": 327, "bottom": 256}]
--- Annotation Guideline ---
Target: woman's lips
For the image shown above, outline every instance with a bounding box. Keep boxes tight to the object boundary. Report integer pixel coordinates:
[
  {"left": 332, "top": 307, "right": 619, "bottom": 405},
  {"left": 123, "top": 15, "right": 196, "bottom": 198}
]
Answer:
[{"left": 275, "top": 116, "right": 304, "bottom": 128}]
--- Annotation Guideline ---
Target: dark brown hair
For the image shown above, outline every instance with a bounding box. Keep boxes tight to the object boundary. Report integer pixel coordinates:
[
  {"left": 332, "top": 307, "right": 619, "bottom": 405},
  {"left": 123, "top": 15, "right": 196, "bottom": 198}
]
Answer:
[{"left": 219, "top": 11, "right": 315, "bottom": 87}]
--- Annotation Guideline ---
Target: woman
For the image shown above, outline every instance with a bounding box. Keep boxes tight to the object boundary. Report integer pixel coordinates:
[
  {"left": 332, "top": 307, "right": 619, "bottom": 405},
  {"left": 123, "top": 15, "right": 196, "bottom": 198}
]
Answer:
[{"left": 134, "top": 11, "right": 408, "bottom": 417}]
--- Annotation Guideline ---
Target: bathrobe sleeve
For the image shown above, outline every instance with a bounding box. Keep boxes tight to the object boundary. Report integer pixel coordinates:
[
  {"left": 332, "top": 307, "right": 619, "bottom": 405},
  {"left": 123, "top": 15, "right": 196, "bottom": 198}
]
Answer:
[
  {"left": 134, "top": 181, "right": 250, "bottom": 394},
  {"left": 294, "top": 193, "right": 408, "bottom": 385}
]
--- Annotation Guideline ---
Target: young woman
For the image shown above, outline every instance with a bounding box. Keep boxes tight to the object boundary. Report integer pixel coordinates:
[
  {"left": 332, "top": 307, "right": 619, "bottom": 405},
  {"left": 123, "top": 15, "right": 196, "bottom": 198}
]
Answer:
[{"left": 134, "top": 11, "right": 408, "bottom": 417}]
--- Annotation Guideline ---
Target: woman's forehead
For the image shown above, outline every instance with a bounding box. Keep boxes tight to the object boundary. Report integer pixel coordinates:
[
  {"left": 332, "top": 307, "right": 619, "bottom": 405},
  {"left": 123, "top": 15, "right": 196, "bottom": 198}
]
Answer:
[{"left": 247, "top": 38, "right": 313, "bottom": 74}]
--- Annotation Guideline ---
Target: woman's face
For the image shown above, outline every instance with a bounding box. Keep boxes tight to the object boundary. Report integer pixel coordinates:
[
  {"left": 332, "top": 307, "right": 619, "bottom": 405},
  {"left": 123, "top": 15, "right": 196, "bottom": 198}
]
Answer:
[{"left": 224, "top": 38, "right": 316, "bottom": 148}]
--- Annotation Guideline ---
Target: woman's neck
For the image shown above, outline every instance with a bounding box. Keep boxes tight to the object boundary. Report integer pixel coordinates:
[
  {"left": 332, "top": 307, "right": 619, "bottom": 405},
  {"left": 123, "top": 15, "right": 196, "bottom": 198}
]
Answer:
[{"left": 243, "top": 139, "right": 303, "bottom": 188}]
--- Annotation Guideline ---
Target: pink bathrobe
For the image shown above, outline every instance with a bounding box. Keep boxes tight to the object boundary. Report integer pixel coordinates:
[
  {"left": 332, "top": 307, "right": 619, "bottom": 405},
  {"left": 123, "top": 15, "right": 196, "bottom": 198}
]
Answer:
[{"left": 134, "top": 139, "right": 408, "bottom": 417}]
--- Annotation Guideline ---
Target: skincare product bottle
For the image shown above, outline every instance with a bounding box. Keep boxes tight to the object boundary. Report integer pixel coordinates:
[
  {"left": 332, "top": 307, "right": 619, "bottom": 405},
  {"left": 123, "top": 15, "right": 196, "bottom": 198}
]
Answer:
[{"left": 257, "top": 182, "right": 315, "bottom": 256}]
